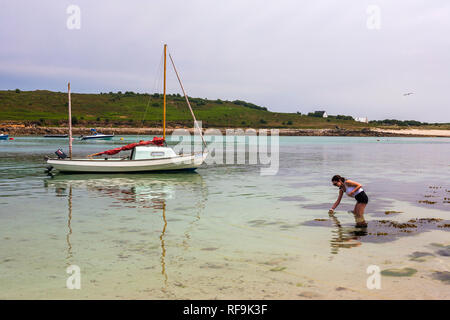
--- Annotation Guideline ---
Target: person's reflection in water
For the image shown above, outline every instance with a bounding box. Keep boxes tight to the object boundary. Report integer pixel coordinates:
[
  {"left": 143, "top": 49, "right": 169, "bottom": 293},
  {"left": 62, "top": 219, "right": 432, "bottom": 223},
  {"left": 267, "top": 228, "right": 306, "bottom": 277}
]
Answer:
[{"left": 328, "top": 211, "right": 363, "bottom": 257}]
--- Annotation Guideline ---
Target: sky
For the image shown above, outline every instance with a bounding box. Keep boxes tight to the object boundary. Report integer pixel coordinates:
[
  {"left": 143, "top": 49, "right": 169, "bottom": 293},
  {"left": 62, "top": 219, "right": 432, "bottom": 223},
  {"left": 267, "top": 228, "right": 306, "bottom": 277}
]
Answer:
[{"left": 0, "top": 0, "right": 449, "bottom": 122}]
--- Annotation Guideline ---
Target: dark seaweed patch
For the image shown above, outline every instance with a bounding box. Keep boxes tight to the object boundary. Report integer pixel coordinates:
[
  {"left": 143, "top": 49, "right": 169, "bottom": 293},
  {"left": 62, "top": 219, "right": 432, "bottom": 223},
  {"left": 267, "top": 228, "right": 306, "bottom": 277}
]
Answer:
[
  {"left": 409, "top": 251, "right": 434, "bottom": 259},
  {"left": 431, "top": 271, "right": 450, "bottom": 284},
  {"left": 381, "top": 268, "right": 417, "bottom": 277},
  {"left": 302, "top": 216, "right": 450, "bottom": 249},
  {"left": 385, "top": 210, "right": 403, "bottom": 215},
  {"left": 409, "top": 251, "right": 434, "bottom": 262},
  {"left": 436, "top": 248, "right": 450, "bottom": 257}
]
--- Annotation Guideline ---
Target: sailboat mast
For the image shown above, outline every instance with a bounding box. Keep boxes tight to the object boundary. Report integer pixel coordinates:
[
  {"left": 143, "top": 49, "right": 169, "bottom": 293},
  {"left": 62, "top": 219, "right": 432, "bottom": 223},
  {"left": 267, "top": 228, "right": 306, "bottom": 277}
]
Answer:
[
  {"left": 68, "top": 82, "right": 73, "bottom": 159},
  {"left": 163, "top": 44, "right": 167, "bottom": 140}
]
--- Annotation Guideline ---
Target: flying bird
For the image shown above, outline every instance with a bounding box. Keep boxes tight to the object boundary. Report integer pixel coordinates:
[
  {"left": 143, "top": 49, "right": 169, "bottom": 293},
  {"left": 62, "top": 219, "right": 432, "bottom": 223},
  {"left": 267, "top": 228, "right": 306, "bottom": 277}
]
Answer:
[{"left": 403, "top": 92, "right": 414, "bottom": 96}]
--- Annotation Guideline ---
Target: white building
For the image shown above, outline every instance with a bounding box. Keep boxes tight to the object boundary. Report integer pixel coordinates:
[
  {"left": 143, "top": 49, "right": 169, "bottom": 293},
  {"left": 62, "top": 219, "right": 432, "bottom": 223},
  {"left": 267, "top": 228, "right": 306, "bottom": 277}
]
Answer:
[{"left": 355, "top": 117, "right": 368, "bottom": 123}]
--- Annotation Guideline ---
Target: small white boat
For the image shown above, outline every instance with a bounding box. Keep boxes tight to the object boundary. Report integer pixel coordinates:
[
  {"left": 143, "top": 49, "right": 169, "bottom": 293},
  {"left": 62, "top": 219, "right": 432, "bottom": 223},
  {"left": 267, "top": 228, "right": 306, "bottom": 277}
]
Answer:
[
  {"left": 80, "top": 129, "right": 114, "bottom": 140},
  {"left": 47, "top": 44, "right": 207, "bottom": 174}
]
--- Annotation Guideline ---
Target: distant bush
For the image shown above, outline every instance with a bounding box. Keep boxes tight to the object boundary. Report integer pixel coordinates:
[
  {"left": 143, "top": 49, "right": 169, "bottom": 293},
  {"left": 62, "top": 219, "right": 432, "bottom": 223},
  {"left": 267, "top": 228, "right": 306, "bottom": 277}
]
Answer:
[
  {"left": 259, "top": 119, "right": 267, "bottom": 124},
  {"left": 72, "top": 116, "right": 78, "bottom": 125},
  {"left": 336, "top": 115, "right": 354, "bottom": 121},
  {"left": 307, "top": 112, "right": 323, "bottom": 117},
  {"left": 152, "top": 102, "right": 160, "bottom": 107},
  {"left": 287, "top": 120, "right": 293, "bottom": 125},
  {"left": 232, "top": 100, "right": 267, "bottom": 111},
  {"left": 15, "top": 89, "right": 20, "bottom": 93},
  {"left": 369, "top": 119, "right": 424, "bottom": 126}
]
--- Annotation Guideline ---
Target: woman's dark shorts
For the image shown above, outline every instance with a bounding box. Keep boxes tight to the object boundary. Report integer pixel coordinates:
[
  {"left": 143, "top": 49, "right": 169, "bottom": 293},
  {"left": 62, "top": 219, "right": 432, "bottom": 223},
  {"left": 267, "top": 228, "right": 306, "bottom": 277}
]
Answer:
[{"left": 355, "top": 191, "right": 369, "bottom": 204}]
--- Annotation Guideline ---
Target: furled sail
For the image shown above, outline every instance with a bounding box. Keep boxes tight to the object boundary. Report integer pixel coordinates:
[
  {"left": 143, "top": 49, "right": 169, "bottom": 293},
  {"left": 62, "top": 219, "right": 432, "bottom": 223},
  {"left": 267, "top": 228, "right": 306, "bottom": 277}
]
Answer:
[{"left": 89, "top": 137, "right": 165, "bottom": 157}]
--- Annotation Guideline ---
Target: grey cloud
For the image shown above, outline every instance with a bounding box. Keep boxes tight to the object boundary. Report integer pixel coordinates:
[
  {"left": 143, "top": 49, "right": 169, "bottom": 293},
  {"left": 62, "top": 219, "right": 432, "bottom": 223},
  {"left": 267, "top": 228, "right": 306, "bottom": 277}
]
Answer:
[{"left": 0, "top": 0, "right": 449, "bottom": 122}]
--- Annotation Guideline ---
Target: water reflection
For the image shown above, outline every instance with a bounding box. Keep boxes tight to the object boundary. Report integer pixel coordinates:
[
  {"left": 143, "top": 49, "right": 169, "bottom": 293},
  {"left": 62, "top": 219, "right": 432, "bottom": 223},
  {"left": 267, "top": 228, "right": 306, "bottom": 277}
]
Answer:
[
  {"left": 160, "top": 201, "right": 168, "bottom": 285},
  {"left": 67, "top": 185, "right": 73, "bottom": 264},
  {"left": 44, "top": 173, "right": 207, "bottom": 286},
  {"left": 328, "top": 212, "right": 365, "bottom": 256}
]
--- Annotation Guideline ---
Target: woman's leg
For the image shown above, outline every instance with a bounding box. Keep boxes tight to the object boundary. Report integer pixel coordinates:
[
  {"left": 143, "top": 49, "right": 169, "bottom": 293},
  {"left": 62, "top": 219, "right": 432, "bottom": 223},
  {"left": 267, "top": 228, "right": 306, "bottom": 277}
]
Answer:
[{"left": 354, "top": 203, "right": 367, "bottom": 227}]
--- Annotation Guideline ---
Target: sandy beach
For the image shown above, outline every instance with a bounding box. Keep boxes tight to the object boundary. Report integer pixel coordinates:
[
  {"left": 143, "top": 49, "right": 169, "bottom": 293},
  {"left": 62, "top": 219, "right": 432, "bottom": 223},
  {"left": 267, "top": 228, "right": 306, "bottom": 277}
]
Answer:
[{"left": 373, "top": 128, "right": 450, "bottom": 137}]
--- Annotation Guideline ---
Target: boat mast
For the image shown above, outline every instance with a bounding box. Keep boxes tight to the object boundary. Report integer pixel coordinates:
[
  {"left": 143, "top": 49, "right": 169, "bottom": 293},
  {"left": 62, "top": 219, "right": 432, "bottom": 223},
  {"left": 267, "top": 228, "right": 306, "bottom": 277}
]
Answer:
[
  {"left": 68, "top": 82, "right": 73, "bottom": 159},
  {"left": 163, "top": 44, "right": 167, "bottom": 140}
]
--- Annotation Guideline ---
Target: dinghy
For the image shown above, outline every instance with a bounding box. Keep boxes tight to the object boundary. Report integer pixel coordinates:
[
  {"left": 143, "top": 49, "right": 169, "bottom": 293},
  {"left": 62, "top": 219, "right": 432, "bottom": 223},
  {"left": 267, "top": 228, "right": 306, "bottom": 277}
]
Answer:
[
  {"left": 0, "top": 134, "right": 9, "bottom": 140},
  {"left": 46, "top": 44, "right": 208, "bottom": 174},
  {"left": 80, "top": 129, "right": 114, "bottom": 141}
]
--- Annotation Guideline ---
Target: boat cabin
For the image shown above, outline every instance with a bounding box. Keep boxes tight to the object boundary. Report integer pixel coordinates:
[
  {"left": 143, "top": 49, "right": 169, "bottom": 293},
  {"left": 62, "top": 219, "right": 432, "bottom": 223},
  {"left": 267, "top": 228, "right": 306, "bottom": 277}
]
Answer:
[{"left": 131, "top": 146, "right": 177, "bottom": 160}]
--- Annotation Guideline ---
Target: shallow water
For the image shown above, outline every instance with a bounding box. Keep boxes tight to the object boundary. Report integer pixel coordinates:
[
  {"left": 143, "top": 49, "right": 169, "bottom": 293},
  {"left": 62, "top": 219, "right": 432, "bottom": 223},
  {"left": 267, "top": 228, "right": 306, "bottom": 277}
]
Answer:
[{"left": 0, "top": 136, "right": 449, "bottom": 299}]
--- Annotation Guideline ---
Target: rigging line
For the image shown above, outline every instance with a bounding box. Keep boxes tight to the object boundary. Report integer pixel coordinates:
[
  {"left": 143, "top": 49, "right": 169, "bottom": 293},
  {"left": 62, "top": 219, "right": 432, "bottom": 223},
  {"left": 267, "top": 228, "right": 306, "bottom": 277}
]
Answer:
[
  {"left": 137, "top": 48, "right": 164, "bottom": 139},
  {"left": 168, "top": 51, "right": 208, "bottom": 151}
]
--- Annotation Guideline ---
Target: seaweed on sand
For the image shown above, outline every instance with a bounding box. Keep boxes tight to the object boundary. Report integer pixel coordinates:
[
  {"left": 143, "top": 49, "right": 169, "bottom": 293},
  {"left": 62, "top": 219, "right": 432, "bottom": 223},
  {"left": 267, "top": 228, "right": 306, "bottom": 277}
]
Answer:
[{"left": 381, "top": 268, "right": 417, "bottom": 277}]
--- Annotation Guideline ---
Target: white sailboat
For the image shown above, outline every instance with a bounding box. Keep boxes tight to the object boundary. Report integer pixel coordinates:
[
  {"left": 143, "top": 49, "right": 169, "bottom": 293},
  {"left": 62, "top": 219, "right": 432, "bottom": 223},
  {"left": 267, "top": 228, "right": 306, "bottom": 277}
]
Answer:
[{"left": 47, "top": 44, "right": 207, "bottom": 173}]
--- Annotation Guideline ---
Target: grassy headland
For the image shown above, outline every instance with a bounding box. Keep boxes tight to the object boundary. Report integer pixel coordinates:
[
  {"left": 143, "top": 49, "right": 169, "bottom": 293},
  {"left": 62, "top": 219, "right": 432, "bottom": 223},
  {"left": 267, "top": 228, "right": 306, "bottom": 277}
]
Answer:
[{"left": 1, "top": 90, "right": 449, "bottom": 131}]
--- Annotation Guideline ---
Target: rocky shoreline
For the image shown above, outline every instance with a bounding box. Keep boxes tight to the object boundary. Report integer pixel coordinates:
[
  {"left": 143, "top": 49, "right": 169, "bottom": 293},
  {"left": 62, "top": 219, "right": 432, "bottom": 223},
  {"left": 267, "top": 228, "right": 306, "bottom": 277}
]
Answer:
[{"left": 1, "top": 125, "right": 449, "bottom": 137}]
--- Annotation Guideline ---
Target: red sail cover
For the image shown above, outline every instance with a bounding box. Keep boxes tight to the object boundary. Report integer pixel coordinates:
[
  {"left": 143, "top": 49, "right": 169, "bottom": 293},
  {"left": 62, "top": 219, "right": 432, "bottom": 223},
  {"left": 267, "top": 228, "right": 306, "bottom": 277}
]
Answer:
[{"left": 91, "top": 137, "right": 165, "bottom": 156}]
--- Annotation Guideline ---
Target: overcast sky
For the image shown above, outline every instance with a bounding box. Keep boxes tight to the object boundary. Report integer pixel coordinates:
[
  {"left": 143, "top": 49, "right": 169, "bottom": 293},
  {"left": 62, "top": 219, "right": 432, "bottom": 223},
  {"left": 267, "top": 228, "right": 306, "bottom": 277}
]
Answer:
[{"left": 0, "top": 0, "right": 449, "bottom": 122}]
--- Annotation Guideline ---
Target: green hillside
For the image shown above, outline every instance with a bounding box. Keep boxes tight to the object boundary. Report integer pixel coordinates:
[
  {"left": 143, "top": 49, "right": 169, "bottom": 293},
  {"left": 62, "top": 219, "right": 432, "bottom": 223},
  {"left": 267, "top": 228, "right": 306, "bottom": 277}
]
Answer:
[{"left": 0, "top": 90, "right": 448, "bottom": 129}]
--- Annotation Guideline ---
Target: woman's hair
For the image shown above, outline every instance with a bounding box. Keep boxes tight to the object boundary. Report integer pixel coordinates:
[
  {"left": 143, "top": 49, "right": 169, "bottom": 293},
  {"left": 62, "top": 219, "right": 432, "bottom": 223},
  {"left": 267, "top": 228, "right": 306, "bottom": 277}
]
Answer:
[{"left": 331, "top": 175, "right": 346, "bottom": 183}]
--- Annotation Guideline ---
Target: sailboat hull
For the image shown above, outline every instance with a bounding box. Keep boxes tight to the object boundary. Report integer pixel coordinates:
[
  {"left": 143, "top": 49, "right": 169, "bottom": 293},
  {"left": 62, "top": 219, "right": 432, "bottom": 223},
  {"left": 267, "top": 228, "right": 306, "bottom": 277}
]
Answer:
[{"left": 47, "top": 152, "right": 207, "bottom": 173}]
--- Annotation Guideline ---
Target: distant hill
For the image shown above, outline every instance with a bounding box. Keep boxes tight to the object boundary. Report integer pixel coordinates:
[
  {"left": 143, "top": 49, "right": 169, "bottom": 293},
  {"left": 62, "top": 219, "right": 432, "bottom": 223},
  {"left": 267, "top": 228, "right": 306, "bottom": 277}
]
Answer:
[{"left": 0, "top": 90, "right": 448, "bottom": 129}]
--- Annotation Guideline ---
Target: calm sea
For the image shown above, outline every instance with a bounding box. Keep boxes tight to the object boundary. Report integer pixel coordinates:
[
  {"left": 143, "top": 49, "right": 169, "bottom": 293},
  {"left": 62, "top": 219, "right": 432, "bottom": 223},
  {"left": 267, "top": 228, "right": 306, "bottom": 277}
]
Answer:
[{"left": 0, "top": 136, "right": 449, "bottom": 299}]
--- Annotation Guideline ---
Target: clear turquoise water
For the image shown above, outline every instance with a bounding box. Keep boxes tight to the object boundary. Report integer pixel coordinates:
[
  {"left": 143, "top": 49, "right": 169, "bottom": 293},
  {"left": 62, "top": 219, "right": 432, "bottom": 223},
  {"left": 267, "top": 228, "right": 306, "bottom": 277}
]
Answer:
[{"left": 0, "top": 136, "right": 449, "bottom": 299}]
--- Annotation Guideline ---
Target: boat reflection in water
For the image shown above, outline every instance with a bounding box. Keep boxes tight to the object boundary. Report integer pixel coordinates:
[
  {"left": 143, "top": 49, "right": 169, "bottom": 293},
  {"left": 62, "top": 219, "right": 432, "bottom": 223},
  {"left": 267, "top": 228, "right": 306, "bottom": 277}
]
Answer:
[{"left": 44, "top": 172, "right": 207, "bottom": 286}]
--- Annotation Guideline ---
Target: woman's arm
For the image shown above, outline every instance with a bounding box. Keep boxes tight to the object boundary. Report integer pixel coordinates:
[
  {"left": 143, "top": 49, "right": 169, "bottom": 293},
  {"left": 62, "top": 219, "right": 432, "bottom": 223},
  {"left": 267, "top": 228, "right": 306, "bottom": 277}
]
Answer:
[
  {"left": 330, "top": 189, "right": 344, "bottom": 212},
  {"left": 345, "top": 179, "right": 362, "bottom": 196}
]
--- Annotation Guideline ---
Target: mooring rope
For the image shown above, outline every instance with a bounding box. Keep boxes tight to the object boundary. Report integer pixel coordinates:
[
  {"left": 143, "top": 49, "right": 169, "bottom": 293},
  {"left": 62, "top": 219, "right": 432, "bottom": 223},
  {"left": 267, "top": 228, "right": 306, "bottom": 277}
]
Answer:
[{"left": 168, "top": 50, "right": 208, "bottom": 152}]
